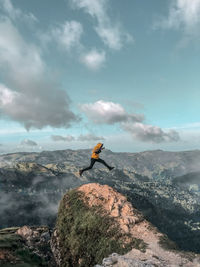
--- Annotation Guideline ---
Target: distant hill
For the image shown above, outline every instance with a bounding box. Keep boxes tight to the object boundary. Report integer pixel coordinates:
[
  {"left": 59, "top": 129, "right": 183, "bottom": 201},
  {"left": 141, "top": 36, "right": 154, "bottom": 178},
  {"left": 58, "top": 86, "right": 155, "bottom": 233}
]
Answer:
[
  {"left": 1, "top": 149, "right": 200, "bottom": 253},
  {"left": 1, "top": 148, "right": 200, "bottom": 179}
]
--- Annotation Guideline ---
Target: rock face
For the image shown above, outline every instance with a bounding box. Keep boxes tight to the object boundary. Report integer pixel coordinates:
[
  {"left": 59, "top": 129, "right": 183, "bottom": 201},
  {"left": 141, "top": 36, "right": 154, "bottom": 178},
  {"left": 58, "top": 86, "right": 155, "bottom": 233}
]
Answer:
[
  {"left": 77, "top": 183, "right": 144, "bottom": 234},
  {"left": 16, "top": 225, "right": 54, "bottom": 264},
  {"left": 51, "top": 183, "right": 200, "bottom": 267}
]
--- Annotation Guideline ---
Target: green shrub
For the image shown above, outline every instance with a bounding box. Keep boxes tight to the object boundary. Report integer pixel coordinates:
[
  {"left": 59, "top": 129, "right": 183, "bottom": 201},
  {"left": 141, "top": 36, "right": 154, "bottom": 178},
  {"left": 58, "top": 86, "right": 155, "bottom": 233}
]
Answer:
[
  {"left": 15, "top": 248, "right": 47, "bottom": 266},
  {"left": 56, "top": 189, "right": 146, "bottom": 267},
  {"left": 0, "top": 233, "right": 23, "bottom": 248}
]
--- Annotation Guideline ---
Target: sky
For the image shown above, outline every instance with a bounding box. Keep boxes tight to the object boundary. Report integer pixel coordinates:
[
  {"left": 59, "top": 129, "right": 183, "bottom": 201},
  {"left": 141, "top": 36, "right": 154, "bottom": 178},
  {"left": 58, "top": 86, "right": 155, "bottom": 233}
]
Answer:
[{"left": 0, "top": 0, "right": 200, "bottom": 153}]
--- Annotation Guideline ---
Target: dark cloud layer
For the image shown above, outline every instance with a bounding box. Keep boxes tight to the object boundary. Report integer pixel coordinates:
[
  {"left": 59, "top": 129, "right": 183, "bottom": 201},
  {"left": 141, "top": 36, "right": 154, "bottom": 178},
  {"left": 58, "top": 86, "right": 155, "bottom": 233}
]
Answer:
[
  {"left": 51, "top": 135, "right": 75, "bottom": 142},
  {"left": 51, "top": 133, "right": 105, "bottom": 142},
  {"left": 77, "top": 133, "right": 105, "bottom": 141},
  {"left": 122, "top": 122, "right": 180, "bottom": 143}
]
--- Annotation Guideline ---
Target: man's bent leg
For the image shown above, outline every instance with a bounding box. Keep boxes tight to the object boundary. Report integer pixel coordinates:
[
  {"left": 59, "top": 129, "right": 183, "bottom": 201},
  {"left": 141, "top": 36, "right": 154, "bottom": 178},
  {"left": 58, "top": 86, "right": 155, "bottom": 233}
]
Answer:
[
  {"left": 96, "top": 158, "right": 111, "bottom": 170},
  {"left": 81, "top": 158, "right": 96, "bottom": 174}
]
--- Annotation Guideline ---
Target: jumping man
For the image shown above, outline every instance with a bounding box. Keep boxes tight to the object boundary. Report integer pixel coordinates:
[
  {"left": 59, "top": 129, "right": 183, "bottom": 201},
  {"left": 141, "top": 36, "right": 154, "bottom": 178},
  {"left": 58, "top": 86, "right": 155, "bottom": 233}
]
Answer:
[{"left": 79, "top": 143, "right": 114, "bottom": 176}]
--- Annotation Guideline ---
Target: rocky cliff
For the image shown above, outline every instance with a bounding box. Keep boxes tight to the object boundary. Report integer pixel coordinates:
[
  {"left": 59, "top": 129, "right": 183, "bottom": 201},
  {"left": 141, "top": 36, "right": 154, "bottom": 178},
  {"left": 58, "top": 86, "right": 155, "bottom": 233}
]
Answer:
[{"left": 51, "top": 183, "right": 200, "bottom": 267}]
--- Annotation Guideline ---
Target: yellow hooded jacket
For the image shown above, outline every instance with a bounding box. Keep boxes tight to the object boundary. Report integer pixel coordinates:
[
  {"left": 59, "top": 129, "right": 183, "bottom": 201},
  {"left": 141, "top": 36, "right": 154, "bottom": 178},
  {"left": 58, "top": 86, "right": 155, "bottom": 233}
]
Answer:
[{"left": 91, "top": 143, "right": 103, "bottom": 159}]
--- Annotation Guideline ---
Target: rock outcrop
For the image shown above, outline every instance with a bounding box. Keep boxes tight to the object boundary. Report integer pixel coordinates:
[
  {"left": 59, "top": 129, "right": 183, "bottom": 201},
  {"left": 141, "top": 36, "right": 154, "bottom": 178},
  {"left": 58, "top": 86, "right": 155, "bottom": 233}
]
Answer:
[
  {"left": 16, "top": 225, "right": 54, "bottom": 263},
  {"left": 77, "top": 183, "right": 144, "bottom": 234},
  {"left": 0, "top": 225, "right": 55, "bottom": 266},
  {"left": 1, "top": 183, "right": 200, "bottom": 266},
  {"left": 51, "top": 183, "right": 200, "bottom": 267},
  {"left": 51, "top": 183, "right": 147, "bottom": 267}
]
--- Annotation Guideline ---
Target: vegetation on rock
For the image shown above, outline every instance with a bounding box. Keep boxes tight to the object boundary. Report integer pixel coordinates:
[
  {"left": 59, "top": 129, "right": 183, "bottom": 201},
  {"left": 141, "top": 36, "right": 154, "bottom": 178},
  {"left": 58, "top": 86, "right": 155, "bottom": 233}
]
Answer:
[
  {"left": 0, "top": 227, "right": 50, "bottom": 266},
  {"left": 55, "top": 189, "right": 146, "bottom": 267}
]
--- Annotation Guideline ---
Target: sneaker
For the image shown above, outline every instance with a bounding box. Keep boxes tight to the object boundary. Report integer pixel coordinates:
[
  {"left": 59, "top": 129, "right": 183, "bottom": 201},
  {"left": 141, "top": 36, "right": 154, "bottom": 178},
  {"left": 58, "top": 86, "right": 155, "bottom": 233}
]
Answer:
[
  {"left": 79, "top": 170, "right": 83, "bottom": 176},
  {"left": 109, "top": 167, "right": 114, "bottom": 171}
]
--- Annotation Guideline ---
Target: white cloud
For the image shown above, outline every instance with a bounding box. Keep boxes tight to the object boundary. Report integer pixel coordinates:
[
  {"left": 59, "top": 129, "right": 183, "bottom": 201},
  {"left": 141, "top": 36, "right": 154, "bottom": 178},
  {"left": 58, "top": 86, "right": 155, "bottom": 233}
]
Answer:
[
  {"left": 0, "top": 17, "right": 79, "bottom": 130},
  {"left": 80, "top": 100, "right": 180, "bottom": 143},
  {"left": 20, "top": 139, "right": 38, "bottom": 146},
  {"left": 80, "top": 49, "right": 106, "bottom": 70},
  {"left": 71, "top": 0, "right": 107, "bottom": 23},
  {"left": 80, "top": 100, "right": 144, "bottom": 124},
  {"left": 0, "top": 0, "right": 38, "bottom": 24},
  {"left": 51, "top": 20, "right": 83, "bottom": 51},
  {"left": 95, "top": 24, "right": 133, "bottom": 50},
  {"left": 50, "top": 21, "right": 106, "bottom": 70},
  {"left": 51, "top": 135, "right": 75, "bottom": 142},
  {"left": 122, "top": 122, "right": 180, "bottom": 143},
  {"left": 156, "top": 0, "right": 200, "bottom": 36},
  {"left": 71, "top": 0, "right": 133, "bottom": 50},
  {"left": 46, "top": 0, "right": 132, "bottom": 70},
  {"left": 0, "top": 84, "right": 18, "bottom": 105}
]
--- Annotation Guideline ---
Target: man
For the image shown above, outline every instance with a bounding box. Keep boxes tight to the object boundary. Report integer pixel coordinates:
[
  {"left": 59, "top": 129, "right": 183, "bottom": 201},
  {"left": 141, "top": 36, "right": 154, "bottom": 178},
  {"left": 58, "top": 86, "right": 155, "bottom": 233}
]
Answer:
[{"left": 79, "top": 143, "right": 114, "bottom": 176}]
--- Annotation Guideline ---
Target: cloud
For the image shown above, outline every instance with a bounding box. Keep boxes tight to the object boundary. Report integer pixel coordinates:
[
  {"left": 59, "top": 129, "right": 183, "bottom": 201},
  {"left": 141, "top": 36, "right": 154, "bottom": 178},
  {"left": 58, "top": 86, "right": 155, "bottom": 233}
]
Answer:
[
  {"left": 71, "top": 0, "right": 133, "bottom": 50},
  {"left": 20, "top": 139, "right": 38, "bottom": 146},
  {"left": 46, "top": 0, "right": 132, "bottom": 70},
  {"left": 155, "top": 0, "right": 200, "bottom": 37},
  {"left": 49, "top": 21, "right": 106, "bottom": 70},
  {"left": 122, "top": 122, "right": 180, "bottom": 143},
  {"left": 0, "top": 0, "right": 38, "bottom": 24},
  {"left": 96, "top": 25, "right": 133, "bottom": 50},
  {"left": 51, "top": 20, "right": 83, "bottom": 51},
  {"left": 0, "top": 17, "right": 44, "bottom": 82},
  {"left": 0, "top": 16, "right": 79, "bottom": 130},
  {"left": 0, "top": 84, "right": 18, "bottom": 105},
  {"left": 80, "top": 49, "right": 106, "bottom": 70},
  {"left": 51, "top": 135, "right": 75, "bottom": 142},
  {"left": 80, "top": 100, "right": 180, "bottom": 143},
  {"left": 51, "top": 133, "right": 105, "bottom": 142},
  {"left": 80, "top": 100, "right": 144, "bottom": 124},
  {"left": 77, "top": 133, "right": 105, "bottom": 141}
]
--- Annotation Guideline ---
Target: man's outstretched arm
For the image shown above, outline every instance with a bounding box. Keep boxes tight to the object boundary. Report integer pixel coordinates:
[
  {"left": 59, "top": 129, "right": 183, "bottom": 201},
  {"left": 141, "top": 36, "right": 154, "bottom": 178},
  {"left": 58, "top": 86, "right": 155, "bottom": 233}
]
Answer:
[
  {"left": 95, "top": 146, "right": 105, "bottom": 154},
  {"left": 95, "top": 148, "right": 101, "bottom": 154}
]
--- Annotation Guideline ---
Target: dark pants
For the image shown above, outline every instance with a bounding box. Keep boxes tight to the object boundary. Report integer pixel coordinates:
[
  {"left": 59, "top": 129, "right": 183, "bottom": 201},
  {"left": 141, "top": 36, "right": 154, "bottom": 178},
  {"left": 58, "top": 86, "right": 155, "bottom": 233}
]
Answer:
[{"left": 81, "top": 158, "right": 111, "bottom": 173}]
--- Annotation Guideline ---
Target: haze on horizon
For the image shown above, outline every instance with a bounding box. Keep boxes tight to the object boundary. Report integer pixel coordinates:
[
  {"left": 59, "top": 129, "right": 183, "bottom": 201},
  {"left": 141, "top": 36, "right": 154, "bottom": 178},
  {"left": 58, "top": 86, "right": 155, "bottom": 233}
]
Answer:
[{"left": 0, "top": 0, "right": 200, "bottom": 154}]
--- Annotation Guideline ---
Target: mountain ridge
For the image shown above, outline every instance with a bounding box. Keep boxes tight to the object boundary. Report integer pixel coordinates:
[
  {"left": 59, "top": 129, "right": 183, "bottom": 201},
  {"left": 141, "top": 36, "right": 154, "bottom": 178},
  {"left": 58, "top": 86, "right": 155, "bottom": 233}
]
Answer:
[{"left": 1, "top": 148, "right": 200, "bottom": 253}]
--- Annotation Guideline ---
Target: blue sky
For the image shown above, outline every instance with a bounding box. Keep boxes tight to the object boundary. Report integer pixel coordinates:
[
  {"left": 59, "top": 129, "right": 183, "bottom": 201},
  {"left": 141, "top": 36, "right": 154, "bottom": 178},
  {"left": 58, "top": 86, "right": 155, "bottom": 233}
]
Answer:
[{"left": 0, "top": 0, "right": 200, "bottom": 153}]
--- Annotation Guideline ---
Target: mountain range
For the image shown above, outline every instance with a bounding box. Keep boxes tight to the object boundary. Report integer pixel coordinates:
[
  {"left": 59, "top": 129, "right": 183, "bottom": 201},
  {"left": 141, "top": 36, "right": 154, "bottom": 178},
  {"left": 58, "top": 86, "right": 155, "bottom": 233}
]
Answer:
[{"left": 0, "top": 149, "right": 200, "bottom": 253}]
